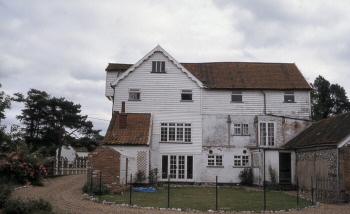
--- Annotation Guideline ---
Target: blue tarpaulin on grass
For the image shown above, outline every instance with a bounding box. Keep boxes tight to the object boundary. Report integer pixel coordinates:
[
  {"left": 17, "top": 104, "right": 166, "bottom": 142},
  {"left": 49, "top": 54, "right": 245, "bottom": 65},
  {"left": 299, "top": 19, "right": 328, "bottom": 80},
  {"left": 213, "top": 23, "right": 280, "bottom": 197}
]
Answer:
[{"left": 133, "top": 187, "right": 157, "bottom": 193}]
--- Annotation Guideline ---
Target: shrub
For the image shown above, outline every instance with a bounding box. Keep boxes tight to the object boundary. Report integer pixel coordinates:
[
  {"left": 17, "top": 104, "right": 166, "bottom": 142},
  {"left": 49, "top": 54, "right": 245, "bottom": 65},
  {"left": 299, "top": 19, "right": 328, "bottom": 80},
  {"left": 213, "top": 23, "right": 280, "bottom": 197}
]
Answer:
[
  {"left": 0, "top": 184, "right": 12, "bottom": 208},
  {"left": 3, "top": 199, "right": 53, "bottom": 214},
  {"left": 135, "top": 170, "right": 146, "bottom": 183},
  {"left": 82, "top": 182, "right": 110, "bottom": 195},
  {"left": 239, "top": 168, "right": 253, "bottom": 186}
]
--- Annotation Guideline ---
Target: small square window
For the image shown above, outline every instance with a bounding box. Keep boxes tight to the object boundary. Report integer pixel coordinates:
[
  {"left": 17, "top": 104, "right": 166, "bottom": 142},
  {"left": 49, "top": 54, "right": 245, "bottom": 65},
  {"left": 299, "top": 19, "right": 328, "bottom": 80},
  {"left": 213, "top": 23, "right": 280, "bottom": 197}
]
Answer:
[
  {"left": 233, "top": 124, "right": 241, "bottom": 135},
  {"left": 284, "top": 91, "right": 295, "bottom": 103},
  {"left": 231, "top": 91, "right": 242, "bottom": 102},
  {"left": 152, "top": 61, "right": 165, "bottom": 73},
  {"left": 242, "top": 124, "right": 249, "bottom": 135},
  {"left": 129, "top": 89, "right": 141, "bottom": 101},
  {"left": 181, "top": 90, "right": 192, "bottom": 101}
]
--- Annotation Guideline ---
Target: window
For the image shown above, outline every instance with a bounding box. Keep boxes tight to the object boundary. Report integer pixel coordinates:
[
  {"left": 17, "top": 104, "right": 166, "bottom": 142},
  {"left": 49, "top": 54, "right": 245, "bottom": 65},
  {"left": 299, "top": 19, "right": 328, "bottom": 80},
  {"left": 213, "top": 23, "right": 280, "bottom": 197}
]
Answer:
[
  {"left": 208, "top": 155, "right": 223, "bottom": 167},
  {"left": 181, "top": 90, "right": 192, "bottom": 101},
  {"left": 129, "top": 89, "right": 141, "bottom": 101},
  {"left": 234, "top": 155, "right": 250, "bottom": 167},
  {"left": 259, "top": 122, "right": 275, "bottom": 146},
  {"left": 161, "top": 155, "right": 193, "bottom": 180},
  {"left": 233, "top": 124, "right": 249, "bottom": 136},
  {"left": 231, "top": 91, "right": 242, "bottom": 102},
  {"left": 152, "top": 61, "right": 165, "bottom": 73},
  {"left": 160, "top": 123, "right": 191, "bottom": 143},
  {"left": 284, "top": 91, "right": 295, "bottom": 103}
]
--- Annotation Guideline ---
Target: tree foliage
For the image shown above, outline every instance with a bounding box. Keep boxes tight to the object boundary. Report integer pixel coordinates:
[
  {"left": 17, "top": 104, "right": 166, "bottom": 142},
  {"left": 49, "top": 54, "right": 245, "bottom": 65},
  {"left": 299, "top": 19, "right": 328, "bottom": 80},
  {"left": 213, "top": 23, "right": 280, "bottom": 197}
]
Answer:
[
  {"left": 0, "top": 84, "right": 11, "bottom": 146},
  {"left": 13, "top": 89, "right": 101, "bottom": 156},
  {"left": 311, "top": 75, "right": 350, "bottom": 120}
]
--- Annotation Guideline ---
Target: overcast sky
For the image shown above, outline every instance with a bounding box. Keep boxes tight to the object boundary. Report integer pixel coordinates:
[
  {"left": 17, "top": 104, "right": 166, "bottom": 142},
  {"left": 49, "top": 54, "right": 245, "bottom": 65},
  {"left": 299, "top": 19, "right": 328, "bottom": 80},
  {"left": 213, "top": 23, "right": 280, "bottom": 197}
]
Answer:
[{"left": 1, "top": 0, "right": 350, "bottom": 134}]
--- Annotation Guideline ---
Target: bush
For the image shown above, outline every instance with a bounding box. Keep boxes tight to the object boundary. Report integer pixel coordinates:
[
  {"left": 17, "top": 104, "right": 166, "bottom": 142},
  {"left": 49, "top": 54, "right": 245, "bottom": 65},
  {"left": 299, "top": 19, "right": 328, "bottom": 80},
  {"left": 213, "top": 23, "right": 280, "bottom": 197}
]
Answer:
[
  {"left": 0, "top": 184, "right": 12, "bottom": 208},
  {"left": 82, "top": 182, "right": 110, "bottom": 195},
  {"left": 239, "top": 168, "right": 253, "bottom": 186},
  {"left": 135, "top": 170, "right": 146, "bottom": 183},
  {"left": 3, "top": 199, "right": 53, "bottom": 214}
]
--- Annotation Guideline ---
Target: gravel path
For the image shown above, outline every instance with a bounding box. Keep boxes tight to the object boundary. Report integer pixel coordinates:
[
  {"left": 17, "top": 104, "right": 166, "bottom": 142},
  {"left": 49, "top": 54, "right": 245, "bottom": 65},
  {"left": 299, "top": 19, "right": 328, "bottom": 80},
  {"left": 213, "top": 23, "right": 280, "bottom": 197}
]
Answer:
[{"left": 12, "top": 175, "right": 350, "bottom": 214}]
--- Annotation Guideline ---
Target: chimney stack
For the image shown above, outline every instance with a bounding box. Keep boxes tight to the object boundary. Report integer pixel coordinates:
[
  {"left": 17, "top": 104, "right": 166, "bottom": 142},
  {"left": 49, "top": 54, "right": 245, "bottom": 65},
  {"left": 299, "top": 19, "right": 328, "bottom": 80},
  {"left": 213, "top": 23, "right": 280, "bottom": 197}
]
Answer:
[{"left": 119, "top": 102, "right": 127, "bottom": 129}]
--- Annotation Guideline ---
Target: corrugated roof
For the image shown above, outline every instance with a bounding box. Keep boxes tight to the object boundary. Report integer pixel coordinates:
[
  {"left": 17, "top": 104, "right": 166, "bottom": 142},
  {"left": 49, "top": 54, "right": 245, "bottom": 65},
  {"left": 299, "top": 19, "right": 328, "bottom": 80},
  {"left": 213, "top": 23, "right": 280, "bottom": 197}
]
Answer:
[
  {"left": 103, "top": 112, "right": 151, "bottom": 146},
  {"left": 105, "top": 62, "right": 311, "bottom": 90},
  {"left": 284, "top": 113, "right": 350, "bottom": 149}
]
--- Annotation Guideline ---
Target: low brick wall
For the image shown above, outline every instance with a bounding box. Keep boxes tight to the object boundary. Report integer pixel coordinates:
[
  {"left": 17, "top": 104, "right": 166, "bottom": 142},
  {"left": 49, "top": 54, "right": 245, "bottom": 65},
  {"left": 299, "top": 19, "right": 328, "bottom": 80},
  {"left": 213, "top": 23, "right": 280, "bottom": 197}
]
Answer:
[{"left": 89, "top": 147, "right": 121, "bottom": 186}]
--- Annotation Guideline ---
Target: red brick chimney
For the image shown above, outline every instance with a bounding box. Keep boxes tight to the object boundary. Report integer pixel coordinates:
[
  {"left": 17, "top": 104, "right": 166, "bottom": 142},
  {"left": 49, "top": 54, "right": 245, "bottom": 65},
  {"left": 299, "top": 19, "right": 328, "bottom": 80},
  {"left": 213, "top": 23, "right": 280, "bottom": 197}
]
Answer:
[{"left": 119, "top": 102, "right": 127, "bottom": 129}]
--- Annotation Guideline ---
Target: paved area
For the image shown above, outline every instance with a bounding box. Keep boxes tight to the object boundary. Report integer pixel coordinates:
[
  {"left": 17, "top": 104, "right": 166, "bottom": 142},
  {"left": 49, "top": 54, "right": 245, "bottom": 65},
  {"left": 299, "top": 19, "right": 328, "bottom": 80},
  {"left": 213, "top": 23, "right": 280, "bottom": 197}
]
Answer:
[{"left": 12, "top": 175, "right": 350, "bottom": 214}]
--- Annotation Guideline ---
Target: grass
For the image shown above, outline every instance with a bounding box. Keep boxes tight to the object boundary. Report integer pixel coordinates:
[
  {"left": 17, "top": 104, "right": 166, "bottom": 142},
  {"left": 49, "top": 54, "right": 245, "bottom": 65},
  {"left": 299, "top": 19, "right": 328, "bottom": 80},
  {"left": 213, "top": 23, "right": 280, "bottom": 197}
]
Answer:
[{"left": 97, "top": 186, "right": 311, "bottom": 211}]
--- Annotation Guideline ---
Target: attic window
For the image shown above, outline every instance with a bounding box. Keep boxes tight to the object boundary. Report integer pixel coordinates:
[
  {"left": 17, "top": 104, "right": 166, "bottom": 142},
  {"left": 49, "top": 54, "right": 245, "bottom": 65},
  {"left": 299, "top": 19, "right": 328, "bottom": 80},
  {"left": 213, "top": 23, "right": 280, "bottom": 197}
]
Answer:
[
  {"left": 181, "top": 90, "right": 192, "bottom": 101},
  {"left": 129, "top": 89, "right": 141, "bottom": 101},
  {"left": 284, "top": 91, "right": 295, "bottom": 103},
  {"left": 231, "top": 91, "right": 242, "bottom": 102},
  {"left": 152, "top": 61, "right": 165, "bottom": 73}
]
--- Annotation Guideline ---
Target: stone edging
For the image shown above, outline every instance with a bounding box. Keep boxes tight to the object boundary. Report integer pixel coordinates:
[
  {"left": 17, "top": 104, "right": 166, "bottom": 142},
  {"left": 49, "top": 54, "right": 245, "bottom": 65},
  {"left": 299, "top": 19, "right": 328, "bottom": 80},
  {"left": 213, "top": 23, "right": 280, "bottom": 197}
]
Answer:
[{"left": 82, "top": 193, "right": 319, "bottom": 213}]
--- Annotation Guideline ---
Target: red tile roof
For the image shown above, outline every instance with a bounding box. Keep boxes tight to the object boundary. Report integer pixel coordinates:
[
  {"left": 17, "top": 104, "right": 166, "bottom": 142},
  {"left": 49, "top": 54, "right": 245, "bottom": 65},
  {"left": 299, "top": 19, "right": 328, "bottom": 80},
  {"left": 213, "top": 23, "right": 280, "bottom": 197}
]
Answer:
[
  {"left": 285, "top": 113, "right": 350, "bottom": 149},
  {"left": 105, "top": 62, "right": 311, "bottom": 90},
  {"left": 103, "top": 112, "right": 151, "bottom": 146}
]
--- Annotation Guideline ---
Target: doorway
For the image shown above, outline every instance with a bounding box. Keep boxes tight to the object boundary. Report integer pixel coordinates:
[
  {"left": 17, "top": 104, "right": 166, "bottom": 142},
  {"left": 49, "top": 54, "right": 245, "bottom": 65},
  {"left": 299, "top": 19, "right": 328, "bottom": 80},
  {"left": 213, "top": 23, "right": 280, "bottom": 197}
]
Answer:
[{"left": 279, "top": 152, "right": 291, "bottom": 184}]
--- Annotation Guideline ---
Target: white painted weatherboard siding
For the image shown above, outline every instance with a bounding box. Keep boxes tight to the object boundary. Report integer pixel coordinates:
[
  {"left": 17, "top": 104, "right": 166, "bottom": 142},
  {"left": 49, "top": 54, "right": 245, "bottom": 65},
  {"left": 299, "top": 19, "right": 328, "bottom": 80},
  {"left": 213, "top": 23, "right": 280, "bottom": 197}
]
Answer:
[
  {"left": 105, "top": 71, "right": 121, "bottom": 97},
  {"left": 202, "top": 90, "right": 310, "bottom": 119}
]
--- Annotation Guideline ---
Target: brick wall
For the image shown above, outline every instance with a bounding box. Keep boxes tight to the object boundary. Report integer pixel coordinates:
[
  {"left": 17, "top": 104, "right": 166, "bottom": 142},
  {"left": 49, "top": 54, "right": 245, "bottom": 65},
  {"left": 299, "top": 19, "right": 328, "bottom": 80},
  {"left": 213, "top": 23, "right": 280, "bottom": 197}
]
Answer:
[{"left": 89, "top": 147, "right": 121, "bottom": 186}]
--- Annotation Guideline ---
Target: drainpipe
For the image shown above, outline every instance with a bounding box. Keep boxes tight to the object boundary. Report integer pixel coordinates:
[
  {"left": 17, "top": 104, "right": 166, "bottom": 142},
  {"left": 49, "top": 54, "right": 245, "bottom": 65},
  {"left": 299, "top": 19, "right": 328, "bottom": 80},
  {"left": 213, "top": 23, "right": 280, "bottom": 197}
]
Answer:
[
  {"left": 227, "top": 115, "right": 232, "bottom": 146},
  {"left": 261, "top": 90, "right": 267, "bottom": 115},
  {"left": 112, "top": 84, "right": 116, "bottom": 114}
]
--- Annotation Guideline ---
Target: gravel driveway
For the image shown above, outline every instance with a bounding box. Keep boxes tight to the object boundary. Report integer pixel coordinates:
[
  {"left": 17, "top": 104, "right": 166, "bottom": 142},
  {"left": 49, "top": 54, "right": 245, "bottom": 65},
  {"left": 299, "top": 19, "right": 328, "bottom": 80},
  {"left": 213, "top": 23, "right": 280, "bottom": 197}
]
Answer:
[{"left": 12, "top": 175, "right": 350, "bottom": 214}]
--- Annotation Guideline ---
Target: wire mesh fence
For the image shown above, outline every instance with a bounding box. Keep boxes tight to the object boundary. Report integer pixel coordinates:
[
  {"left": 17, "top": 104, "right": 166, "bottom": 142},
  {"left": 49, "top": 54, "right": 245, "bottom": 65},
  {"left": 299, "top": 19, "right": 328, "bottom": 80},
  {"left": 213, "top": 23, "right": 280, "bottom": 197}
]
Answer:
[{"left": 85, "top": 172, "right": 313, "bottom": 212}]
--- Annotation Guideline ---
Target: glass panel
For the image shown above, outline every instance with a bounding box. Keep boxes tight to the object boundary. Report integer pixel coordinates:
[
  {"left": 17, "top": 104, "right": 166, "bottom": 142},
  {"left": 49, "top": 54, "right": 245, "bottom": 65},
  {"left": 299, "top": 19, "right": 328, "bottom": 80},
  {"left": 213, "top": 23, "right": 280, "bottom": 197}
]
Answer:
[
  {"left": 176, "top": 124, "right": 183, "bottom": 142},
  {"left": 242, "top": 155, "right": 249, "bottom": 166},
  {"left": 268, "top": 123, "right": 275, "bottom": 146},
  {"left": 169, "top": 123, "right": 175, "bottom": 141},
  {"left": 242, "top": 124, "right": 249, "bottom": 135},
  {"left": 187, "top": 156, "right": 193, "bottom": 179},
  {"left": 170, "top": 155, "right": 177, "bottom": 179},
  {"left": 184, "top": 124, "right": 191, "bottom": 142},
  {"left": 178, "top": 156, "right": 185, "bottom": 179},
  {"left": 233, "top": 124, "right": 241, "bottom": 135},
  {"left": 216, "top": 155, "right": 223, "bottom": 166},
  {"left": 161, "top": 124, "right": 168, "bottom": 142},
  {"left": 260, "top": 123, "right": 267, "bottom": 146},
  {"left": 208, "top": 155, "right": 214, "bottom": 166},
  {"left": 162, "top": 155, "right": 168, "bottom": 179}
]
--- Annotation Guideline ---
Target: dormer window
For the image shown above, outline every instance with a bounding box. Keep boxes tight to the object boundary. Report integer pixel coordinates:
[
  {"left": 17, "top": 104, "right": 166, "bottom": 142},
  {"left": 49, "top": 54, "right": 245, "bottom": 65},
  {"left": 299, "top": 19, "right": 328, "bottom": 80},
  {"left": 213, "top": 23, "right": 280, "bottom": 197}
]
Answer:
[
  {"left": 129, "top": 89, "right": 141, "bottom": 101},
  {"left": 181, "top": 90, "right": 192, "bottom": 101},
  {"left": 284, "top": 91, "right": 295, "bottom": 103},
  {"left": 152, "top": 61, "right": 165, "bottom": 73},
  {"left": 231, "top": 91, "right": 242, "bottom": 102}
]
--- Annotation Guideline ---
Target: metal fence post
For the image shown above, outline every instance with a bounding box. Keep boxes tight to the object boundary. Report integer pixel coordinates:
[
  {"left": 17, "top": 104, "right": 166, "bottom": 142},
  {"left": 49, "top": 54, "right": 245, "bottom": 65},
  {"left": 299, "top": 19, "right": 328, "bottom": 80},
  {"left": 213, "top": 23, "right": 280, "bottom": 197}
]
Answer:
[
  {"left": 129, "top": 174, "right": 132, "bottom": 206},
  {"left": 167, "top": 175, "right": 170, "bottom": 208},
  {"left": 215, "top": 176, "right": 218, "bottom": 211},
  {"left": 263, "top": 149, "right": 266, "bottom": 211},
  {"left": 99, "top": 171, "right": 102, "bottom": 195},
  {"left": 311, "top": 176, "right": 314, "bottom": 205},
  {"left": 296, "top": 176, "right": 299, "bottom": 210}
]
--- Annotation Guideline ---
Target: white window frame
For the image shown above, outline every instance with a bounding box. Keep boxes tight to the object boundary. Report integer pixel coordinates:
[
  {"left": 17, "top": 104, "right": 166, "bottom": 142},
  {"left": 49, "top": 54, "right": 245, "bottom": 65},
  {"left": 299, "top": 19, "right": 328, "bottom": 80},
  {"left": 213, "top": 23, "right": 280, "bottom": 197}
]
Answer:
[
  {"left": 258, "top": 122, "right": 276, "bottom": 146},
  {"left": 161, "top": 155, "right": 193, "bottom": 181},
  {"left": 128, "top": 88, "right": 141, "bottom": 101},
  {"left": 152, "top": 61, "right": 165, "bottom": 73},
  {"left": 181, "top": 90, "right": 193, "bottom": 101},
  {"left": 207, "top": 154, "right": 223, "bottom": 167},
  {"left": 233, "top": 123, "right": 249, "bottom": 136},
  {"left": 160, "top": 123, "right": 191, "bottom": 143},
  {"left": 284, "top": 91, "right": 295, "bottom": 103},
  {"left": 234, "top": 155, "right": 250, "bottom": 167},
  {"left": 231, "top": 91, "right": 243, "bottom": 102}
]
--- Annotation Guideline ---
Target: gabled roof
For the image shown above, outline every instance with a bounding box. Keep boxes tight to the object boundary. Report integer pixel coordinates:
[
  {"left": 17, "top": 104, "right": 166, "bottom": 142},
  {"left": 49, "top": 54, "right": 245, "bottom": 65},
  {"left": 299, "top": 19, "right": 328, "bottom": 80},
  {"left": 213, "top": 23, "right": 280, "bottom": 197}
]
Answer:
[
  {"left": 103, "top": 112, "right": 151, "bottom": 146},
  {"left": 284, "top": 113, "right": 350, "bottom": 149},
  {"left": 105, "top": 48, "right": 311, "bottom": 90}
]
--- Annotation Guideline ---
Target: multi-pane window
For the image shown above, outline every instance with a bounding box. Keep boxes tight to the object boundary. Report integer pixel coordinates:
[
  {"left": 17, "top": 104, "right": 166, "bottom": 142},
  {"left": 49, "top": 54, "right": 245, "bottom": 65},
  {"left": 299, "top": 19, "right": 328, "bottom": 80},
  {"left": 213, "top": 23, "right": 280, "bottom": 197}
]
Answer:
[
  {"left": 284, "top": 91, "right": 295, "bottom": 103},
  {"left": 160, "top": 123, "right": 191, "bottom": 143},
  {"left": 234, "top": 155, "right": 249, "bottom": 167},
  {"left": 233, "top": 124, "right": 249, "bottom": 135},
  {"left": 152, "top": 61, "right": 165, "bottom": 73},
  {"left": 231, "top": 91, "right": 243, "bottom": 102},
  {"left": 259, "top": 122, "right": 275, "bottom": 146},
  {"left": 128, "top": 89, "right": 141, "bottom": 101},
  {"left": 208, "top": 155, "right": 223, "bottom": 166},
  {"left": 161, "top": 155, "right": 193, "bottom": 180},
  {"left": 181, "top": 90, "right": 193, "bottom": 101}
]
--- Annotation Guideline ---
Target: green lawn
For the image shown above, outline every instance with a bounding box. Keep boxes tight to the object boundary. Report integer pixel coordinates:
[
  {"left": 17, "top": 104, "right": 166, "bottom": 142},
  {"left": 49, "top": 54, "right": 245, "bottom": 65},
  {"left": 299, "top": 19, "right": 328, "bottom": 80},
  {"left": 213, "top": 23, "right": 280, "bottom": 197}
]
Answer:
[{"left": 97, "top": 186, "right": 311, "bottom": 211}]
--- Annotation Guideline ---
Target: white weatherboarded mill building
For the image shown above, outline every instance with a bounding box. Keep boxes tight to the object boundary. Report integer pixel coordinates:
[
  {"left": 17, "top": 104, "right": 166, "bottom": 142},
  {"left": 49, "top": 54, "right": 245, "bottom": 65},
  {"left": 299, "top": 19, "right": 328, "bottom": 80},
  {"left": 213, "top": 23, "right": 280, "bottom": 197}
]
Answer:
[{"left": 102, "top": 45, "right": 312, "bottom": 185}]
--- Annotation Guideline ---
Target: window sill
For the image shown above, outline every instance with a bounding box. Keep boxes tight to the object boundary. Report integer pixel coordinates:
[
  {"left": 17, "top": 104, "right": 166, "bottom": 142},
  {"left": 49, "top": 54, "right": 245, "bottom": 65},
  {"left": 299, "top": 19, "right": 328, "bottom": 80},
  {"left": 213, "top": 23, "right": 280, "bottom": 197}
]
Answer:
[
  {"left": 231, "top": 101, "right": 244, "bottom": 103},
  {"left": 207, "top": 166, "right": 224, "bottom": 168},
  {"left": 283, "top": 101, "right": 296, "bottom": 103},
  {"left": 232, "top": 134, "right": 251, "bottom": 136},
  {"left": 160, "top": 141, "right": 192, "bottom": 144},
  {"left": 232, "top": 166, "right": 250, "bottom": 168},
  {"left": 180, "top": 100, "right": 193, "bottom": 102},
  {"left": 150, "top": 71, "right": 167, "bottom": 74},
  {"left": 128, "top": 99, "right": 141, "bottom": 101}
]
